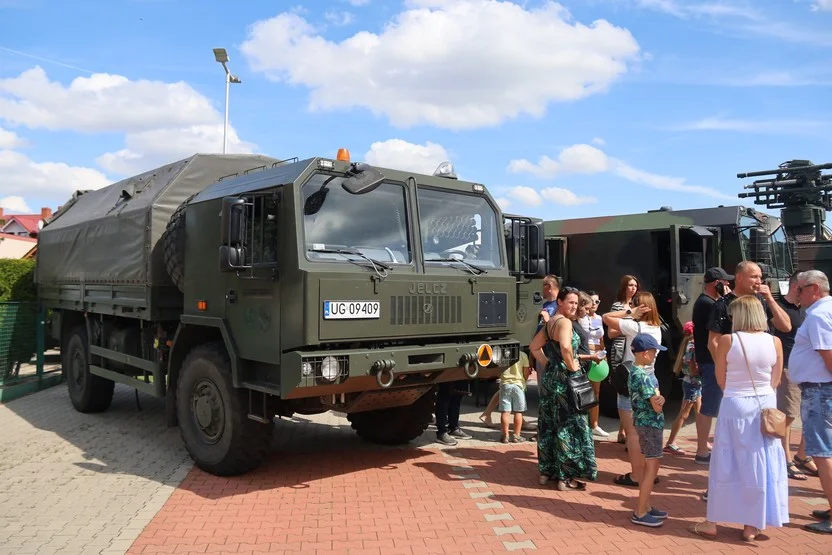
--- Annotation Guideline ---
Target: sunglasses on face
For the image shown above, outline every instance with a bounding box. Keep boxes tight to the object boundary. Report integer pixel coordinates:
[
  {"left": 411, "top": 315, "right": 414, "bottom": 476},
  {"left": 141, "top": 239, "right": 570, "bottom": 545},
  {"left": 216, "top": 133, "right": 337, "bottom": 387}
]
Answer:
[{"left": 592, "top": 300, "right": 600, "bottom": 305}]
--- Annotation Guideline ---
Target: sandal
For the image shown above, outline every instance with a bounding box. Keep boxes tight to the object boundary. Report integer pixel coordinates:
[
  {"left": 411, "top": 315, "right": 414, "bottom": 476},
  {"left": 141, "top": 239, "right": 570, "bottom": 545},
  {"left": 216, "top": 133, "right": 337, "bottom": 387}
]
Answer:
[
  {"left": 663, "top": 444, "right": 686, "bottom": 455},
  {"left": 787, "top": 461, "right": 808, "bottom": 481},
  {"left": 689, "top": 522, "right": 717, "bottom": 540},
  {"left": 557, "top": 479, "right": 586, "bottom": 491},
  {"left": 479, "top": 413, "right": 493, "bottom": 426},
  {"left": 613, "top": 472, "right": 659, "bottom": 487},
  {"left": 741, "top": 527, "right": 770, "bottom": 542},
  {"left": 795, "top": 455, "right": 820, "bottom": 477}
]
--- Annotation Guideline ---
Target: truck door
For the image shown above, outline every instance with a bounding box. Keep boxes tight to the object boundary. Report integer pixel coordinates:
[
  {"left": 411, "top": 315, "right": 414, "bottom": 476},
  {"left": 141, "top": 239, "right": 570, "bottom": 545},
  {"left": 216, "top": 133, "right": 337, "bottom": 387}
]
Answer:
[
  {"left": 545, "top": 236, "right": 567, "bottom": 279},
  {"left": 671, "top": 224, "right": 719, "bottom": 329}
]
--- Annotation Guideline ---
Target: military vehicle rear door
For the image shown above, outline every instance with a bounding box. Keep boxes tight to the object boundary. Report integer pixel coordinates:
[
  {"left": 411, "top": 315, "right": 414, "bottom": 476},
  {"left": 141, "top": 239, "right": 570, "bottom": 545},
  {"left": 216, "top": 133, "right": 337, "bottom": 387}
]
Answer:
[{"left": 544, "top": 236, "right": 567, "bottom": 279}]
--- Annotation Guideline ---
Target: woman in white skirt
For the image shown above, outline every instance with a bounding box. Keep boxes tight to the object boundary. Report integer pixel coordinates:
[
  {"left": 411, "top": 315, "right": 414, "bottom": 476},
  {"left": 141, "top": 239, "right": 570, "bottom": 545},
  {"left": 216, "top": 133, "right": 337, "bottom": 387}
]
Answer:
[{"left": 690, "top": 294, "right": 789, "bottom": 542}]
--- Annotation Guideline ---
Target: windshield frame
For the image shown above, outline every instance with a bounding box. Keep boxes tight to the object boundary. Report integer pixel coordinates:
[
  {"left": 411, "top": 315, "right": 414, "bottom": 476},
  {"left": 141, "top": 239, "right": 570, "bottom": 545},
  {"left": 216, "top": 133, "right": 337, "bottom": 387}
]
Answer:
[
  {"left": 417, "top": 185, "right": 504, "bottom": 270},
  {"left": 300, "top": 171, "right": 414, "bottom": 267}
]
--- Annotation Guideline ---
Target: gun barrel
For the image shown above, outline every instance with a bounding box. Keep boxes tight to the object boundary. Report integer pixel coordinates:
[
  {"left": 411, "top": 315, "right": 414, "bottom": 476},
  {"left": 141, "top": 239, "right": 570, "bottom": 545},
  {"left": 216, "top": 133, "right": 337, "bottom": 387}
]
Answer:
[{"left": 737, "top": 162, "right": 832, "bottom": 179}]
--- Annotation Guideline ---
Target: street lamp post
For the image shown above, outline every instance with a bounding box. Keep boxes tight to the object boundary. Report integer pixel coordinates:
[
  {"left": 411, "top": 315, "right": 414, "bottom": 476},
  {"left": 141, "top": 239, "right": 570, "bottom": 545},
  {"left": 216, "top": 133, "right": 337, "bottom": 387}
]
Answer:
[{"left": 212, "top": 48, "right": 242, "bottom": 154}]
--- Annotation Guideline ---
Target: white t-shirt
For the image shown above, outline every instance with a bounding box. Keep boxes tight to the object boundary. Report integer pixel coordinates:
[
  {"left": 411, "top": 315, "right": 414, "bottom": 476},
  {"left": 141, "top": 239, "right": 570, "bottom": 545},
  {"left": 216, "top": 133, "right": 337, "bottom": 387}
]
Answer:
[
  {"left": 619, "top": 319, "right": 662, "bottom": 374},
  {"left": 587, "top": 314, "right": 604, "bottom": 347}
]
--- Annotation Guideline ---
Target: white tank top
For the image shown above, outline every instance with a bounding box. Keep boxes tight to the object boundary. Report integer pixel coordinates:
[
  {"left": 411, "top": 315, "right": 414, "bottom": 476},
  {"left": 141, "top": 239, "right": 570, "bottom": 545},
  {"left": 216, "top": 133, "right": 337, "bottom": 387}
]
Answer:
[{"left": 725, "top": 331, "right": 776, "bottom": 398}]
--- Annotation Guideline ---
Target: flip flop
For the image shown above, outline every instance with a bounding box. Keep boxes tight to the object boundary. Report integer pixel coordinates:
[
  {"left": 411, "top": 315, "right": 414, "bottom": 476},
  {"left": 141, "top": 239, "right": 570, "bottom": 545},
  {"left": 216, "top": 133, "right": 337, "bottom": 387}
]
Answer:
[
  {"left": 479, "top": 414, "right": 493, "bottom": 426},
  {"left": 787, "top": 461, "right": 809, "bottom": 481},
  {"left": 795, "top": 455, "right": 820, "bottom": 477},
  {"left": 688, "top": 522, "right": 717, "bottom": 540}
]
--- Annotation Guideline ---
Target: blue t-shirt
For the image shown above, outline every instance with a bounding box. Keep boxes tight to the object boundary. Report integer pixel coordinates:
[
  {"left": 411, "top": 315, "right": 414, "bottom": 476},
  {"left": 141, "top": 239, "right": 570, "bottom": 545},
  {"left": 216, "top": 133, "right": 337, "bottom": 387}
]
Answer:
[
  {"left": 629, "top": 365, "right": 664, "bottom": 429},
  {"left": 534, "top": 300, "right": 558, "bottom": 336}
]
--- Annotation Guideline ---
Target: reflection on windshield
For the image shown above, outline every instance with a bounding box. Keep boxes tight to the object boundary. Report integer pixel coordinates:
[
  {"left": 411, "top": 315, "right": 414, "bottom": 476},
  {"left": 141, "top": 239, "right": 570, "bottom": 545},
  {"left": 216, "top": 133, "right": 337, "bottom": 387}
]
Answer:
[
  {"left": 418, "top": 188, "right": 502, "bottom": 269},
  {"left": 302, "top": 174, "right": 411, "bottom": 264},
  {"left": 738, "top": 215, "right": 792, "bottom": 278}
]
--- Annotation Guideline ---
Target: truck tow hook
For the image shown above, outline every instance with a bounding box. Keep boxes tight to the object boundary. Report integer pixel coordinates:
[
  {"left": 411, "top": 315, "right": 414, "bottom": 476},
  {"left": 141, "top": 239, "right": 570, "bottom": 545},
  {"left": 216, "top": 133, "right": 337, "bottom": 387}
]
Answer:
[
  {"left": 373, "top": 360, "right": 396, "bottom": 388},
  {"left": 463, "top": 361, "right": 479, "bottom": 379}
]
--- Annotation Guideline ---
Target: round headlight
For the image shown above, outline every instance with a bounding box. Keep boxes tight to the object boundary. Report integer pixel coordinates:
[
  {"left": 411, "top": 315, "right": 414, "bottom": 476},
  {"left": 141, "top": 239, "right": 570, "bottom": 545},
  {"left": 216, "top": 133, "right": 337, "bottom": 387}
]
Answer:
[
  {"left": 301, "top": 362, "right": 313, "bottom": 377},
  {"left": 320, "top": 356, "right": 340, "bottom": 382},
  {"left": 491, "top": 347, "right": 503, "bottom": 367}
]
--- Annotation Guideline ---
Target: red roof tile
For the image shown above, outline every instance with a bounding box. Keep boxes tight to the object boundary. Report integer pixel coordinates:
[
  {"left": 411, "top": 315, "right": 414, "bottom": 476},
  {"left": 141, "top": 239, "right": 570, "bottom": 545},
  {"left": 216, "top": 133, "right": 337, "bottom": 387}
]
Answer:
[{"left": 1, "top": 215, "right": 42, "bottom": 234}]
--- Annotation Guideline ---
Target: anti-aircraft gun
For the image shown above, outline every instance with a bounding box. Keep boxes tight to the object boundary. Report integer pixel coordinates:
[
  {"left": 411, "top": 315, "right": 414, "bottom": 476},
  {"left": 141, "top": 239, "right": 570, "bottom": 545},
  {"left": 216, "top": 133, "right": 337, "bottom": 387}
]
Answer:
[{"left": 737, "top": 160, "right": 832, "bottom": 276}]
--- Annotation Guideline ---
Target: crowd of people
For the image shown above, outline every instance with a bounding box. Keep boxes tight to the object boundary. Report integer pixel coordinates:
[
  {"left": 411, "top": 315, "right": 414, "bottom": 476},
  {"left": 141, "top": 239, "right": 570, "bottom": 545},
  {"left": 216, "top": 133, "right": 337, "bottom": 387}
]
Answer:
[{"left": 435, "top": 263, "right": 831, "bottom": 539}]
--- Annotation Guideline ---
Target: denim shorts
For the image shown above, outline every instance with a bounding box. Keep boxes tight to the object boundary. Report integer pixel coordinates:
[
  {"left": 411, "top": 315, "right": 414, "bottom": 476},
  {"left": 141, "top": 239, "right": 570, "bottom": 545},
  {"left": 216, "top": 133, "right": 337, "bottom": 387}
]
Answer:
[
  {"left": 617, "top": 393, "right": 632, "bottom": 412},
  {"left": 635, "top": 426, "right": 664, "bottom": 459},
  {"left": 699, "top": 363, "right": 722, "bottom": 417},
  {"left": 683, "top": 379, "right": 702, "bottom": 403},
  {"left": 499, "top": 383, "right": 527, "bottom": 413},
  {"left": 800, "top": 382, "right": 832, "bottom": 458}
]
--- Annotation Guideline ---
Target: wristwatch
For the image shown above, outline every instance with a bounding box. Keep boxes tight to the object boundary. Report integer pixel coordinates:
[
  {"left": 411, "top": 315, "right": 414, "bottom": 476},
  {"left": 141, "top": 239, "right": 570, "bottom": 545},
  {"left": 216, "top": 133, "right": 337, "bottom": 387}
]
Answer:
[{"left": 625, "top": 309, "right": 632, "bottom": 316}]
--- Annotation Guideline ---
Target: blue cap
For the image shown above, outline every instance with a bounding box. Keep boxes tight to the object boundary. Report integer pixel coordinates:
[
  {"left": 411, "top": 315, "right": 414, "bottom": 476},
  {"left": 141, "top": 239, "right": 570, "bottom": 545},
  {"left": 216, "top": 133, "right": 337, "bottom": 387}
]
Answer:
[{"left": 631, "top": 333, "right": 667, "bottom": 353}]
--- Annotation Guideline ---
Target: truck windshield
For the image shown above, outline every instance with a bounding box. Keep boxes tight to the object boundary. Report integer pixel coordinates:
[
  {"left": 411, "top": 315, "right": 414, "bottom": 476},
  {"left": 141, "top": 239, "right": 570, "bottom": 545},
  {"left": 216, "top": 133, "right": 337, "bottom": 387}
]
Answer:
[
  {"left": 418, "top": 187, "right": 502, "bottom": 269},
  {"left": 738, "top": 215, "right": 793, "bottom": 278},
  {"left": 302, "top": 173, "right": 412, "bottom": 264}
]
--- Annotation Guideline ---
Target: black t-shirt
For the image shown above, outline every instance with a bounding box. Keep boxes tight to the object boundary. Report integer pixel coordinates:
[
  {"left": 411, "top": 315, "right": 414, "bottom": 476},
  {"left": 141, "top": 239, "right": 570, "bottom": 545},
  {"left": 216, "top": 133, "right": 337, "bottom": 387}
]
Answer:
[
  {"left": 707, "top": 292, "right": 774, "bottom": 336},
  {"left": 773, "top": 298, "right": 803, "bottom": 363},
  {"left": 692, "top": 293, "right": 716, "bottom": 365}
]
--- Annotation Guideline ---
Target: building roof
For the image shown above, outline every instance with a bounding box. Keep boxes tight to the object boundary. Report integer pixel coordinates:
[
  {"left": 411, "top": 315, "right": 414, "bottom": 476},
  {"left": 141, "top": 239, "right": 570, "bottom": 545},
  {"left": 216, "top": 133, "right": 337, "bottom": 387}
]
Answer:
[
  {"left": 0, "top": 232, "right": 38, "bottom": 259},
  {"left": 1, "top": 215, "right": 42, "bottom": 235}
]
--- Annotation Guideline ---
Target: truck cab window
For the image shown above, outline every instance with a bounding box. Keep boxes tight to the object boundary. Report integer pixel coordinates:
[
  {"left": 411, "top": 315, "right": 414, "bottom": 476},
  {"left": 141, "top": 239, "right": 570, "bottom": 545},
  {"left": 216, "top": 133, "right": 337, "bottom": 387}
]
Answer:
[
  {"left": 302, "top": 173, "right": 411, "bottom": 264},
  {"left": 250, "top": 195, "right": 279, "bottom": 265},
  {"left": 419, "top": 188, "right": 502, "bottom": 269}
]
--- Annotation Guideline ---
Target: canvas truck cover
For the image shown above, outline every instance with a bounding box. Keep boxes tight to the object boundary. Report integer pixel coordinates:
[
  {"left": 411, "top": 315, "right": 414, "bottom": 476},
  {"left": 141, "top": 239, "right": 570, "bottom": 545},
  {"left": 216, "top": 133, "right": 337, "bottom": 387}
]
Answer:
[{"left": 36, "top": 153, "right": 280, "bottom": 286}]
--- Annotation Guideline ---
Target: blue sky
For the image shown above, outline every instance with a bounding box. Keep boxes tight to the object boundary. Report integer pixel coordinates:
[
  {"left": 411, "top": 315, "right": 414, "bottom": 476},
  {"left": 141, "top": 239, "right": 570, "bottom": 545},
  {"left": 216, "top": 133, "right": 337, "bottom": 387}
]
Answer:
[{"left": 1, "top": 0, "right": 830, "bottom": 224}]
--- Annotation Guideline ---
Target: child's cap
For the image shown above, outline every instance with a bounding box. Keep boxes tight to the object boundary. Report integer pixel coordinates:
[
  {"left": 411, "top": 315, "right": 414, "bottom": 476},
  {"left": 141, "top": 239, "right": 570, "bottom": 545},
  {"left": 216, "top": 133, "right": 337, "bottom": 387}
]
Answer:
[
  {"left": 631, "top": 333, "right": 667, "bottom": 353},
  {"left": 683, "top": 321, "right": 694, "bottom": 335}
]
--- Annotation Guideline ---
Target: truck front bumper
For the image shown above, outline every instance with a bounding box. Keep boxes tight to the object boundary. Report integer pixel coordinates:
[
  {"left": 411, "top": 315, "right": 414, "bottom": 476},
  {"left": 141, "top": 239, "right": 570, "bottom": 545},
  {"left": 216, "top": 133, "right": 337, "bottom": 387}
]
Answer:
[{"left": 281, "top": 339, "right": 520, "bottom": 399}]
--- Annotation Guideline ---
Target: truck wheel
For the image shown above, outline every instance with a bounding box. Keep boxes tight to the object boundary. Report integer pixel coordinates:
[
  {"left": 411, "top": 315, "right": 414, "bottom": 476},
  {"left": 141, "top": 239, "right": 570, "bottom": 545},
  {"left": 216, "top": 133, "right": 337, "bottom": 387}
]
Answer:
[
  {"left": 162, "top": 197, "right": 190, "bottom": 293},
  {"left": 64, "top": 326, "right": 115, "bottom": 413},
  {"left": 347, "top": 389, "right": 435, "bottom": 445},
  {"left": 177, "top": 343, "right": 273, "bottom": 476}
]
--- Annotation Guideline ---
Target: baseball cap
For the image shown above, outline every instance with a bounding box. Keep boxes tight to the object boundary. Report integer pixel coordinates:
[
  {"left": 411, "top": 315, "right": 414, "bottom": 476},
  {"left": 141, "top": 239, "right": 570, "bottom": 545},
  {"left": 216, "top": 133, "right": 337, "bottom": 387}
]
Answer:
[
  {"left": 631, "top": 333, "right": 667, "bottom": 353},
  {"left": 704, "top": 267, "right": 734, "bottom": 283}
]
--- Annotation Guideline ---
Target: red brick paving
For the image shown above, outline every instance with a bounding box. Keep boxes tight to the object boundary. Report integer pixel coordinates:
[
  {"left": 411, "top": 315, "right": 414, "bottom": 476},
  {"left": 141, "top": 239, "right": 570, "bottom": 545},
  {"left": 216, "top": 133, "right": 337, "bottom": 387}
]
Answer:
[{"left": 128, "top": 434, "right": 829, "bottom": 554}]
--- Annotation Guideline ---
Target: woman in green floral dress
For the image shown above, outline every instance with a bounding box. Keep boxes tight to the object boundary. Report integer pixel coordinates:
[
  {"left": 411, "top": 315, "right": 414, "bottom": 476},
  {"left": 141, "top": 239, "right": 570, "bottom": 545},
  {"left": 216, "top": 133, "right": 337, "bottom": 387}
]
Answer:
[{"left": 529, "top": 288, "right": 598, "bottom": 490}]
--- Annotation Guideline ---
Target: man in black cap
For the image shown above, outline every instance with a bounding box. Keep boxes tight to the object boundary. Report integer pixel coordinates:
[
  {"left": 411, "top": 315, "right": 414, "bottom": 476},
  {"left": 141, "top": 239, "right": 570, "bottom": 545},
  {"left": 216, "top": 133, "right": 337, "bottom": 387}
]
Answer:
[{"left": 692, "top": 267, "right": 733, "bottom": 467}]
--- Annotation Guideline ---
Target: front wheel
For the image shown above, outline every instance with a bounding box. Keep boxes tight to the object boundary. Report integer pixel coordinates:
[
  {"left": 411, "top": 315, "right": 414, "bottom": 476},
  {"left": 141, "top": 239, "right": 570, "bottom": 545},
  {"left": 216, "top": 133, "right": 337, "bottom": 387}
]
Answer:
[
  {"left": 177, "top": 344, "right": 273, "bottom": 476},
  {"left": 64, "top": 326, "right": 114, "bottom": 413},
  {"left": 348, "top": 388, "right": 435, "bottom": 445}
]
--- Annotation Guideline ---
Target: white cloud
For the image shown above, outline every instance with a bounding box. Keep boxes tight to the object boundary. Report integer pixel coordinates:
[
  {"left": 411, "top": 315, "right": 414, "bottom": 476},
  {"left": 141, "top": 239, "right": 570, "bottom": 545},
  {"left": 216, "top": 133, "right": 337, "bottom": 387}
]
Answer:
[
  {"left": 0, "top": 126, "right": 26, "bottom": 149},
  {"left": 540, "top": 187, "right": 597, "bottom": 206},
  {"left": 96, "top": 125, "right": 256, "bottom": 175},
  {"left": 0, "top": 67, "right": 217, "bottom": 133},
  {"left": 364, "top": 139, "right": 450, "bottom": 175},
  {"left": 812, "top": 0, "right": 832, "bottom": 11},
  {"left": 325, "top": 10, "right": 355, "bottom": 25},
  {"left": 592, "top": 137, "right": 606, "bottom": 146},
  {"left": 495, "top": 197, "right": 510, "bottom": 210},
  {"left": 509, "top": 143, "right": 731, "bottom": 199},
  {"left": 672, "top": 115, "right": 830, "bottom": 134},
  {"left": 507, "top": 186, "right": 543, "bottom": 206},
  {"left": 0, "top": 66, "right": 256, "bottom": 178},
  {"left": 0, "top": 196, "right": 31, "bottom": 213},
  {"left": 507, "top": 144, "right": 610, "bottom": 178},
  {"left": 241, "top": 0, "right": 641, "bottom": 129},
  {"left": 0, "top": 150, "right": 111, "bottom": 201}
]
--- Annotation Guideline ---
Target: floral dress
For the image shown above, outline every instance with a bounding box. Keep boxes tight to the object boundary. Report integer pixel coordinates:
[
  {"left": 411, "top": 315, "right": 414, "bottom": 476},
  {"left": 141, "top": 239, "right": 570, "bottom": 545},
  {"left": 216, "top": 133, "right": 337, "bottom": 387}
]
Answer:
[{"left": 537, "top": 319, "right": 598, "bottom": 481}]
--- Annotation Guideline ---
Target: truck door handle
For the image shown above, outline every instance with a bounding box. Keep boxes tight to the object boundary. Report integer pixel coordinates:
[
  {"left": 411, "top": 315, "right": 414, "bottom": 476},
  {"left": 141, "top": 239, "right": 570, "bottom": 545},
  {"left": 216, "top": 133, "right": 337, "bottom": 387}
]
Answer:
[{"left": 226, "top": 290, "right": 237, "bottom": 304}]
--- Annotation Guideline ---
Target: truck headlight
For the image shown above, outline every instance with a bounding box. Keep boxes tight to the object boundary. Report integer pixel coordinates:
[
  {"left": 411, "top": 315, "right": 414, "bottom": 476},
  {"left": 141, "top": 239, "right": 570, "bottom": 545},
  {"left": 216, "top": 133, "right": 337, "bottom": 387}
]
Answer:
[
  {"left": 320, "top": 356, "right": 340, "bottom": 382},
  {"left": 491, "top": 347, "right": 503, "bottom": 367},
  {"left": 302, "top": 362, "right": 314, "bottom": 377}
]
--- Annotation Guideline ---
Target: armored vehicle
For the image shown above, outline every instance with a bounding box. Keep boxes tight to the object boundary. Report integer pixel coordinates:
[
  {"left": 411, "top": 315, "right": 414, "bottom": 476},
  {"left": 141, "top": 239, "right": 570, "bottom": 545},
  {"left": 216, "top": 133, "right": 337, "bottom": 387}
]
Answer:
[
  {"left": 512, "top": 205, "right": 793, "bottom": 416},
  {"left": 37, "top": 152, "right": 542, "bottom": 475},
  {"left": 737, "top": 160, "right": 832, "bottom": 276}
]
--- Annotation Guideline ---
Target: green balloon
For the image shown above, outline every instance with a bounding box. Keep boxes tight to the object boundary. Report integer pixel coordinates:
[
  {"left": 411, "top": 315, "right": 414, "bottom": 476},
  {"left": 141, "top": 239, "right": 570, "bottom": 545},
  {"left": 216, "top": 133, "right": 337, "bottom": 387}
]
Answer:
[{"left": 588, "top": 359, "right": 610, "bottom": 382}]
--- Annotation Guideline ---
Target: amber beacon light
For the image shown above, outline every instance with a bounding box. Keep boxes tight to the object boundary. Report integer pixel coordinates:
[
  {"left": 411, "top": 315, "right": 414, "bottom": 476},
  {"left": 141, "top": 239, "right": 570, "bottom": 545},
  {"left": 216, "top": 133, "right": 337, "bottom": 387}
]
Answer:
[{"left": 336, "top": 148, "right": 350, "bottom": 162}]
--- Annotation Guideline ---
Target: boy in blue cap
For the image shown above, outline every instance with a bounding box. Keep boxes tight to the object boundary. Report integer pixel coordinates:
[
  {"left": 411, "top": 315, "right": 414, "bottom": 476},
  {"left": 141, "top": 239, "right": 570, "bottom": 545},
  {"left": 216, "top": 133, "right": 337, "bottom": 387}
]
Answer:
[{"left": 629, "top": 333, "right": 668, "bottom": 527}]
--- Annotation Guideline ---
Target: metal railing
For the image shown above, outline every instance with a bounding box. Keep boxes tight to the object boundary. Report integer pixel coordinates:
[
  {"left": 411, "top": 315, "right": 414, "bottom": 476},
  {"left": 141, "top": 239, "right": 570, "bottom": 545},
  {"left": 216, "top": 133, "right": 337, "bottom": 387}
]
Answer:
[{"left": 0, "top": 302, "right": 62, "bottom": 401}]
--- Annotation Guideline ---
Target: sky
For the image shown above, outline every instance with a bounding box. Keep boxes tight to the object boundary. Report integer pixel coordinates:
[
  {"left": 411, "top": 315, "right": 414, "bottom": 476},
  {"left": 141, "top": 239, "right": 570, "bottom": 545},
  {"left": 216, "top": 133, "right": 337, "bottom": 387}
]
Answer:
[{"left": 0, "top": 0, "right": 831, "bottom": 224}]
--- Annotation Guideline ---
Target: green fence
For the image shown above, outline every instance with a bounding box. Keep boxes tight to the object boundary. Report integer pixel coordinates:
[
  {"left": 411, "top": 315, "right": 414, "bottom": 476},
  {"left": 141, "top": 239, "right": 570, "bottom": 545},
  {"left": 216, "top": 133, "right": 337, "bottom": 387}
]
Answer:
[{"left": 0, "top": 302, "right": 62, "bottom": 402}]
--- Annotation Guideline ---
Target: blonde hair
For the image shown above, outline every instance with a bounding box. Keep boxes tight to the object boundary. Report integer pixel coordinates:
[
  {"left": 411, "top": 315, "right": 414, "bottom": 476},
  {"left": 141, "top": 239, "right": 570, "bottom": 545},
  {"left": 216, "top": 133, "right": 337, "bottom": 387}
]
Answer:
[
  {"left": 632, "top": 291, "right": 661, "bottom": 327},
  {"left": 578, "top": 291, "right": 592, "bottom": 307},
  {"left": 729, "top": 295, "right": 768, "bottom": 332}
]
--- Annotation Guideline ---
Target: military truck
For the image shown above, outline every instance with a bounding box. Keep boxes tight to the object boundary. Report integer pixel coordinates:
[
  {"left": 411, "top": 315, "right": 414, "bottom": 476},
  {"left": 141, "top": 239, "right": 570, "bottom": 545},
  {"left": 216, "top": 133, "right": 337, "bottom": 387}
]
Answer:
[
  {"left": 36, "top": 152, "right": 544, "bottom": 475},
  {"left": 737, "top": 160, "right": 832, "bottom": 276},
  {"left": 512, "top": 205, "right": 794, "bottom": 416}
]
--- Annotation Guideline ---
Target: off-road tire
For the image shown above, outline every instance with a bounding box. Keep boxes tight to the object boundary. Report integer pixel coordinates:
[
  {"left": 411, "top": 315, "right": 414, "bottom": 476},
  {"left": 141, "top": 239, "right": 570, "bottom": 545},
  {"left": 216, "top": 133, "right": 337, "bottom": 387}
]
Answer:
[
  {"left": 64, "top": 326, "right": 115, "bottom": 413},
  {"left": 347, "top": 388, "right": 436, "bottom": 445},
  {"left": 177, "top": 343, "right": 273, "bottom": 476},
  {"left": 162, "top": 197, "right": 192, "bottom": 293}
]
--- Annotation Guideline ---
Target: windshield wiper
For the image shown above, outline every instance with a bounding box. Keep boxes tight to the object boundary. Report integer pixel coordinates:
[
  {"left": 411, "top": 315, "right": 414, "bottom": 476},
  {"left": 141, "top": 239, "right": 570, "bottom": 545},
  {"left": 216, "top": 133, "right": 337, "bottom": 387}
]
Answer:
[
  {"left": 308, "top": 248, "right": 392, "bottom": 271},
  {"left": 425, "top": 257, "right": 488, "bottom": 275}
]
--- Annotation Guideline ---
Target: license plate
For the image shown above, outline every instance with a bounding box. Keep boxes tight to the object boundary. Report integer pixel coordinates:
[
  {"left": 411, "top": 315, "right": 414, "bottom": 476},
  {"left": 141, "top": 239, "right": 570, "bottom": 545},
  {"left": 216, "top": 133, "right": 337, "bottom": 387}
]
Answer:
[{"left": 323, "top": 301, "right": 381, "bottom": 320}]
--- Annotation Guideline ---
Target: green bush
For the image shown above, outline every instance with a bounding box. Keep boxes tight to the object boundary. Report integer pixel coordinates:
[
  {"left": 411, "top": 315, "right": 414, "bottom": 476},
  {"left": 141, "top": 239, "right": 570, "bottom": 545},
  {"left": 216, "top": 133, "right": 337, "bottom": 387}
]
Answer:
[{"left": 0, "top": 259, "right": 37, "bottom": 302}]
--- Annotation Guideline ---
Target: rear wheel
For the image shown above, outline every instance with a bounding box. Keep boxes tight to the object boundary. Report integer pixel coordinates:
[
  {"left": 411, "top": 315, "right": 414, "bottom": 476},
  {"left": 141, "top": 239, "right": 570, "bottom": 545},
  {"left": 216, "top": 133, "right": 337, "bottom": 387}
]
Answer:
[
  {"left": 64, "top": 326, "right": 115, "bottom": 413},
  {"left": 348, "top": 389, "right": 435, "bottom": 445},
  {"left": 177, "top": 343, "right": 273, "bottom": 476}
]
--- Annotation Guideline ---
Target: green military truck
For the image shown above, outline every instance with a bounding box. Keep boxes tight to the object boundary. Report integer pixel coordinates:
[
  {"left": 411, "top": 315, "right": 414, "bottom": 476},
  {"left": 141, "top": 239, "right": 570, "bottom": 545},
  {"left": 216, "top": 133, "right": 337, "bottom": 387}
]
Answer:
[
  {"left": 512, "top": 205, "right": 794, "bottom": 416},
  {"left": 36, "top": 153, "right": 542, "bottom": 475}
]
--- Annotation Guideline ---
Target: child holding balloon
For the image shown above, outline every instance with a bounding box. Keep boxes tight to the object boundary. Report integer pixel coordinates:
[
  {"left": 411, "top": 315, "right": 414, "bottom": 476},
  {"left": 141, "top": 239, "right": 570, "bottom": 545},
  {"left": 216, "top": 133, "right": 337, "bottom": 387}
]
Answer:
[{"left": 582, "top": 291, "right": 610, "bottom": 437}]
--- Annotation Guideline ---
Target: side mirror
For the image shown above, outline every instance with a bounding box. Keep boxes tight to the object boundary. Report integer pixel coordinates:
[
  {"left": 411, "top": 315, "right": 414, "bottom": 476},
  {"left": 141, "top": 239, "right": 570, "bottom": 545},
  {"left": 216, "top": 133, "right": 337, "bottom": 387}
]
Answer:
[
  {"left": 342, "top": 163, "right": 384, "bottom": 195},
  {"left": 526, "top": 221, "right": 545, "bottom": 277},
  {"left": 528, "top": 256, "right": 547, "bottom": 278},
  {"left": 221, "top": 197, "right": 246, "bottom": 246},
  {"left": 219, "top": 245, "right": 244, "bottom": 271}
]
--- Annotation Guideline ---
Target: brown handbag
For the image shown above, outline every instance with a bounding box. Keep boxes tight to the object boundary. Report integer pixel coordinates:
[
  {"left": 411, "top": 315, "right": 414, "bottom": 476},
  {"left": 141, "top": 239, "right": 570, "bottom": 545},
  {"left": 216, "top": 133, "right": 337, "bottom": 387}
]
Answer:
[{"left": 735, "top": 334, "right": 787, "bottom": 439}]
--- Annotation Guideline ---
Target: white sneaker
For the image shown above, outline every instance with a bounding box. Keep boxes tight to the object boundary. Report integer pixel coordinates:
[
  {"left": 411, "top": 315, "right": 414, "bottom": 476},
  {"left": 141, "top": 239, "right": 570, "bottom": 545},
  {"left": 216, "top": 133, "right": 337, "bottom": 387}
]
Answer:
[{"left": 592, "top": 426, "right": 610, "bottom": 438}]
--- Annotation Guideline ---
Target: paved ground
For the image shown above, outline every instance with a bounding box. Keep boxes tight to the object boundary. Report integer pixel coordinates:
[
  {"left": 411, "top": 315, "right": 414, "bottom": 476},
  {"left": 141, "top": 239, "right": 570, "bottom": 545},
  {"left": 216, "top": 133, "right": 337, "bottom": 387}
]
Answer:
[{"left": 0, "top": 379, "right": 828, "bottom": 554}]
